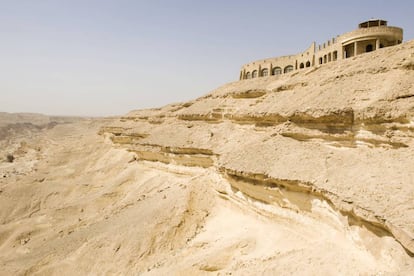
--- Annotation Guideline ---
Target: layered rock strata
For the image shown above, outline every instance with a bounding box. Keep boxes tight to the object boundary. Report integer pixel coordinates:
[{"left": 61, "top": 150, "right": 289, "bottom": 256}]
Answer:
[{"left": 101, "top": 40, "right": 414, "bottom": 255}]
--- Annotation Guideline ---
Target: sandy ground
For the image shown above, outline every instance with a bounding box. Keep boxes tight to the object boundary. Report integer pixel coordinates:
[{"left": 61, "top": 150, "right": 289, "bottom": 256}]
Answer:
[
  {"left": 2, "top": 40, "right": 414, "bottom": 275},
  {"left": 0, "top": 119, "right": 413, "bottom": 275}
]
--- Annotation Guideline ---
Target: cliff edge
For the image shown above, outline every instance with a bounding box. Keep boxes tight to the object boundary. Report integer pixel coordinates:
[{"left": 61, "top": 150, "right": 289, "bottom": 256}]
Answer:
[
  {"left": 102, "top": 40, "right": 414, "bottom": 256},
  {"left": 1, "top": 40, "right": 414, "bottom": 275}
]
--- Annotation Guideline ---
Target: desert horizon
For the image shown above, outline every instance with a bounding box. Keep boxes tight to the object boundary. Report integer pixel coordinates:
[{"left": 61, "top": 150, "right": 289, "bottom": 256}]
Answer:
[{"left": 2, "top": 38, "right": 414, "bottom": 274}]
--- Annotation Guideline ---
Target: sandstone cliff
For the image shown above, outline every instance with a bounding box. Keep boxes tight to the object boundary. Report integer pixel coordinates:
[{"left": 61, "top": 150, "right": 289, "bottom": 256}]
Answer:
[
  {"left": 1, "top": 40, "right": 414, "bottom": 275},
  {"left": 102, "top": 38, "right": 414, "bottom": 253},
  {"left": 101, "top": 40, "right": 414, "bottom": 257}
]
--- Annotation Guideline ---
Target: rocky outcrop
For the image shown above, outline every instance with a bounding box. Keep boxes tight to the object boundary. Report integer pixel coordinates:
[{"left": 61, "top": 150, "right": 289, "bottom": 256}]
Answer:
[{"left": 100, "top": 40, "right": 414, "bottom": 255}]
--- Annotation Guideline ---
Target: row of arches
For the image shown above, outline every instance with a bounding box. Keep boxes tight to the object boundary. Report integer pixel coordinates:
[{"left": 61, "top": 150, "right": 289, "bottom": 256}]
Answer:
[
  {"left": 245, "top": 65, "right": 294, "bottom": 79},
  {"left": 318, "top": 50, "right": 338, "bottom": 64},
  {"left": 299, "top": 61, "right": 311, "bottom": 69}
]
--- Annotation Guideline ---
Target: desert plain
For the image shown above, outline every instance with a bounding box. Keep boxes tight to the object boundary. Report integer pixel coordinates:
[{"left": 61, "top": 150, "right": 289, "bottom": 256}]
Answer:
[{"left": 1, "top": 40, "right": 414, "bottom": 275}]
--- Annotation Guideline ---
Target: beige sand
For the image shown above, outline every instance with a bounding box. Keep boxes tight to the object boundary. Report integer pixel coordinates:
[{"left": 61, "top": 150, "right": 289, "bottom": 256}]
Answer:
[{"left": 1, "top": 40, "right": 414, "bottom": 275}]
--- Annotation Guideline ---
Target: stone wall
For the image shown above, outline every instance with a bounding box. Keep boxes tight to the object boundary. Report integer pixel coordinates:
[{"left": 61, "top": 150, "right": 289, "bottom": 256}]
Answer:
[{"left": 240, "top": 22, "right": 403, "bottom": 80}]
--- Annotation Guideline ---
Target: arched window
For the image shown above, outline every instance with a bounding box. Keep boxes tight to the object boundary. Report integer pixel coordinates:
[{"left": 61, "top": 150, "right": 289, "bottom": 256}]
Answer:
[
  {"left": 328, "top": 53, "right": 332, "bottom": 62},
  {"left": 299, "top": 63, "right": 304, "bottom": 69},
  {"left": 272, "top": 67, "right": 282, "bottom": 75},
  {"left": 306, "top": 61, "right": 311, "bottom": 67},
  {"left": 261, "top": 68, "right": 269, "bottom": 77},
  {"left": 252, "top": 70, "right": 258, "bottom": 78},
  {"left": 319, "top": 57, "right": 323, "bottom": 64},
  {"left": 366, "top": 44, "right": 373, "bottom": 52},
  {"left": 333, "top": 51, "right": 338, "bottom": 61},
  {"left": 284, "top": 65, "right": 294, "bottom": 73},
  {"left": 246, "top": 72, "right": 251, "bottom": 79},
  {"left": 324, "top": 55, "right": 327, "bottom": 63}
]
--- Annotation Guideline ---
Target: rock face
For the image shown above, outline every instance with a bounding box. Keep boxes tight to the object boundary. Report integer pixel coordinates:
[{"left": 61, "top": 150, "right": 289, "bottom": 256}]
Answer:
[
  {"left": 1, "top": 41, "right": 414, "bottom": 275},
  {"left": 102, "top": 41, "right": 414, "bottom": 255}
]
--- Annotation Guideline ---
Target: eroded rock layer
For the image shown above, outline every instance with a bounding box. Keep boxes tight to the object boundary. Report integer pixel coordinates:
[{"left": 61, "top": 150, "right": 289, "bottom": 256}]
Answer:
[
  {"left": 1, "top": 41, "right": 414, "bottom": 275},
  {"left": 101, "top": 40, "right": 414, "bottom": 257}
]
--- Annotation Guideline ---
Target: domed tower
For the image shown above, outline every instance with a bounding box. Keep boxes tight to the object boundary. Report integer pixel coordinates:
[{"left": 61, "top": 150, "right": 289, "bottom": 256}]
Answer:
[{"left": 340, "top": 19, "right": 403, "bottom": 58}]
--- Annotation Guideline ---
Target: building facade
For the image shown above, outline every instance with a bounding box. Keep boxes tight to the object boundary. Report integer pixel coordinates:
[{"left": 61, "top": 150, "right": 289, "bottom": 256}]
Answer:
[{"left": 239, "top": 19, "right": 403, "bottom": 80}]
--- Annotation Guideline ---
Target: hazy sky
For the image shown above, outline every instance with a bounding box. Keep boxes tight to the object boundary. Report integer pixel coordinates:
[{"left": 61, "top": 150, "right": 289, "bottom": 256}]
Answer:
[{"left": 1, "top": 0, "right": 414, "bottom": 116}]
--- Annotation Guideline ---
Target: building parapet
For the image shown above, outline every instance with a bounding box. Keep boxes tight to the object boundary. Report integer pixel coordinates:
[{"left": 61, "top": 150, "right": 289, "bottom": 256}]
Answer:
[{"left": 339, "top": 26, "right": 403, "bottom": 44}]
